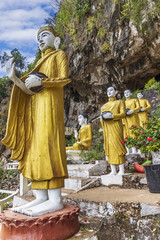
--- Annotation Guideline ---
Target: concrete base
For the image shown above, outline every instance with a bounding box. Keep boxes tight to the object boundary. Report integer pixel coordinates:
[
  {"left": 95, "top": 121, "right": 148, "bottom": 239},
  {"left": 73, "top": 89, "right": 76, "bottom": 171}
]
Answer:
[
  {"left": 66, "top": 150, "right": 85, "bottom": 162},
  {"left": 0, "top": 203, "right": 80, "bottom": 240},
  {"left": 101, "top": 174, "right": 123, "bottom": 186}
]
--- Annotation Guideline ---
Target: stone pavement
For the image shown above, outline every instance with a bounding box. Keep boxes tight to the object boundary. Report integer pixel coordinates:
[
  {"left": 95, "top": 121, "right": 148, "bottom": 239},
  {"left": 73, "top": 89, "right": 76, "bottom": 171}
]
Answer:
[{"left": 65, "top": 186, "right": 160, "bottom": 205}]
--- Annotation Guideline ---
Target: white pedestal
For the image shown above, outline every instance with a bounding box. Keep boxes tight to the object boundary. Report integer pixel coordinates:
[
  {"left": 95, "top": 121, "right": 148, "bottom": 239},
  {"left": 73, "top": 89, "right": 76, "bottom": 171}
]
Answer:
[{"left": 101, "top": 174, "right": 123, "bottom": 186}]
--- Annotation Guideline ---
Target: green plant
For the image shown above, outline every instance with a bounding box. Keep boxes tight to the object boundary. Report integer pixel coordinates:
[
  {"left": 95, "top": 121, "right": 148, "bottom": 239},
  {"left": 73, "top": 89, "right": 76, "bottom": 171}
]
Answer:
[
  {"left": 0, "top": 112, "right": 7, "bottom": 139},
  {"left": 144, "top": 78, "right": 156, "bottom": 90},
  {"left": 66, "top": 133, "right": 76, "bottom": 146},
  {"left": 80, "top": 130, "right": 105, "bottom": 162},
  {"left": 7, "top": 169, "right": 15, "bottom": 177},
  {"left": 0, "top": 167, "right": 5, "bottom": 176},
  {"left": 0, "top": 77, "right": 12, "bottom": 102},
  {"left": 80, "top": 148, "right": 105, "bottom": 162},
  {"left": 124, "top": 116, "right": 160, "bottom": 160},
  {"left": 97, "top": 27, "right": 107, "bottom": 40},
  {"left": 116, "top": 0, "right": 160, "bottom": 34},
  {"left": 0, "top": 193, "right": 8, "bottom": 200},
  {"left": 100, "top": 41, "right": 111, "bottom": 53},
  {"left": 55, "top": 0, "right": 91, "bottom": 40}
]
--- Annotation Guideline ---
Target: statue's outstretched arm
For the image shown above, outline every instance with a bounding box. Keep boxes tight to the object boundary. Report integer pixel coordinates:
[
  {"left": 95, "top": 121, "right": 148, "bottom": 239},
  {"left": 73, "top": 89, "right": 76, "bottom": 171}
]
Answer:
[{"left": 6, "top": 58, "right": 34, "bottom": 95}]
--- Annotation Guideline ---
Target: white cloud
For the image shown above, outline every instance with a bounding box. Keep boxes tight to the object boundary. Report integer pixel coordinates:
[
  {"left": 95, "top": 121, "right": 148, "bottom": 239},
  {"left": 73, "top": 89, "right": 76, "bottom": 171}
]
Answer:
[
  {"left": 0, "top": 0, "right": 52, "bottom": 10},
  {"left": 0, "top": 29, "right": 37, "bottom": 44},
  {"left": 0, "top": 1, "right": 57, "bottom": 76}
]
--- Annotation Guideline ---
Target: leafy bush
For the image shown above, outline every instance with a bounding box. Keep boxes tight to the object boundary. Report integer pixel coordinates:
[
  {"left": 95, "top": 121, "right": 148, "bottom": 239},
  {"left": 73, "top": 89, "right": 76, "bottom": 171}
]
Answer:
[
  {"left": 124, "top": 116, "right": 160, "bottom": 160},
  {"left": 144, "top": 78, "right": 156, "bottom": 90},
  {"left": 116, "top": 0, "right": 160, "bottom": 34},
  {"left": 66, "top": 133, "right": 76, "bottom": 146}
]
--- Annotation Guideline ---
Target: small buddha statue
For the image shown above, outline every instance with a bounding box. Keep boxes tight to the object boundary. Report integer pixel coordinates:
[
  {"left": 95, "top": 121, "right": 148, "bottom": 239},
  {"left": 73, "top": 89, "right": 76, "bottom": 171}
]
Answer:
[{"left": 66, "top": 113, "right": 92, "bottom": 151}]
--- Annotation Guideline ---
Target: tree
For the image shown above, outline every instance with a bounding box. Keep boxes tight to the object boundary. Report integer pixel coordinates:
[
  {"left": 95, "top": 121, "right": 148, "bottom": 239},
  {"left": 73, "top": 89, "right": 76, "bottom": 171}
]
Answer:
[{"left": 0, "top": 48, "right": 27, "bottom": 77}]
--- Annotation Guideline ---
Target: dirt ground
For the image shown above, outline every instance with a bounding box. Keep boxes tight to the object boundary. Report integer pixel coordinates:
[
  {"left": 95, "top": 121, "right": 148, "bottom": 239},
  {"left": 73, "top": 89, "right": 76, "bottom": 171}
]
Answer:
[{"left": 66, "top": 186, "right": 160, "bottom": 206}]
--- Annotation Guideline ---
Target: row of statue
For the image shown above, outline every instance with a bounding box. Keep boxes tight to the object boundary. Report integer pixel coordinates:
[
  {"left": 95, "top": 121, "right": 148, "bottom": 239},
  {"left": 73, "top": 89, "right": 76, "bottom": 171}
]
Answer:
[
  {"left": 66, "top": 88, "right": 151, "bottom": 175},
  {"left": 1, "top": 26, "right": 151, "bottom": 218}
]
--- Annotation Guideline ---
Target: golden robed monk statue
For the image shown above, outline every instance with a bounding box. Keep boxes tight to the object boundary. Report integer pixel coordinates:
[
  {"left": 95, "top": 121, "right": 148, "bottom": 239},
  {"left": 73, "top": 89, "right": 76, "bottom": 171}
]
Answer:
[
  {"left": 2, "top": 26, "right": 71, "bottom": 217},
  {"left": 137, "top": 92, "right": 151, "bottom": 126},
  {"left": 100, "top": 86, "right": 127, "bottom": 175}
]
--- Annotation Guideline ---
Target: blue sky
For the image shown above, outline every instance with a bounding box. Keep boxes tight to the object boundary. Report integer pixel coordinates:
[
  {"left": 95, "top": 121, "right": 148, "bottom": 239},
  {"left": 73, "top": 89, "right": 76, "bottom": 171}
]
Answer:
[{"left": 0, "top": 0, "right": 59, "bottom": 77}]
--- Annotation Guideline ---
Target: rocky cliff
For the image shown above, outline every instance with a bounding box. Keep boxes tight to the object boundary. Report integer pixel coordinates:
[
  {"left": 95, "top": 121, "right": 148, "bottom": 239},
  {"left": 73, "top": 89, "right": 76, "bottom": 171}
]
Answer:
[{"left": 62, "top": 0, "right": 160, "bottom": 126}]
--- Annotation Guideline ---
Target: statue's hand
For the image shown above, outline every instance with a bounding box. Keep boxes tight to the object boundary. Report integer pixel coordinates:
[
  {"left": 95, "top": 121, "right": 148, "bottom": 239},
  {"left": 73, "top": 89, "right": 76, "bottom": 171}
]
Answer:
[
  {"left": 102, "top": 112, "right": 113, "bottom": 119},
  {"left": 25, "top": 75, "right": 42, "bottom": 89},
  {"left": 127, "top": 110, "right": 134, "bottom": 115},
  {"left": 74, "top": 129, "right": 78, "bottom": 139},
  {"left": 141, "top": 107, "right": 145, "bottom": 112},
  {"left": 6, "top": 57, "right": 17, "bottom": 81}
]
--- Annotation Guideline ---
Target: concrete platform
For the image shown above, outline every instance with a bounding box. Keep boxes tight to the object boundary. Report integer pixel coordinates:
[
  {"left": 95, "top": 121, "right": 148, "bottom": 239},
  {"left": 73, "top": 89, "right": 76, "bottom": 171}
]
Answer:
[
  {"left": 65, "top": 186, "right": 160, "bottom": 205},
  {"left": 64, "top": 186, "right": 160, "bottom": 218}
]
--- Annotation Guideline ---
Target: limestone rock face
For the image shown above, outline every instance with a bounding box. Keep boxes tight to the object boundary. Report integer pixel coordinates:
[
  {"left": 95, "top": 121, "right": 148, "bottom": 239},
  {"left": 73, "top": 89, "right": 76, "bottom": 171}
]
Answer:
[{"left": 63, "top": 0, "right": 160, "bottom": 126}]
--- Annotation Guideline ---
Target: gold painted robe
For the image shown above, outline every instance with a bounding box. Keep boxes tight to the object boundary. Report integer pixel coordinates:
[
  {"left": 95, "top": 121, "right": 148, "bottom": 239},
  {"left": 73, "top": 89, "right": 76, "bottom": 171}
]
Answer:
[
  {"left": 101, "top": 97, "right": 127, "bottom": 165},
  {"left": 2, "top": 48, "right": 71, "bottom": 189},
  {"left": 66, "top": 124, "right": 92, "bottom": 150},
  {"left": 138, "top": 98, "right": 151, "bottom": 126},
  {"left": 123, "top": 97, "right": 140, "bottom": 138}
]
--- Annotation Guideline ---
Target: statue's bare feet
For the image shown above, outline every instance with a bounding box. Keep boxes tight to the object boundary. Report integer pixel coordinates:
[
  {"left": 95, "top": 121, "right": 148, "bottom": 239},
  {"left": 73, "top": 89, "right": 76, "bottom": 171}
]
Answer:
[
  {"left": 22, "top": 200, "right": 63, "bottom": 217},
  {"left": 11, "top": 189, "right": 48, "bottom": 213}
]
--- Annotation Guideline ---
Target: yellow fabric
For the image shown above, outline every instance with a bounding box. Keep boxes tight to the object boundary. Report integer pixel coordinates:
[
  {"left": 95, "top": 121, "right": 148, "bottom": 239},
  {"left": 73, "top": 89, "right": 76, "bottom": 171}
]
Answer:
[
  {"left": 138, "top": 98, "right": 151, "bottom": 126},
  {"left": 2, "top": 48, "right": 71, "bottom": 188},
  {"left": 123, "top": 97, "right": 140, "bottom": 137},
  {"left": 66, "top": 124, "right": 92, "bottom": 150},
  {"left": 101, "top": 97, "right": 127, "bottom": 165},
  {"left": 31, "top": 178, "right": 64, "bottom": 189}
]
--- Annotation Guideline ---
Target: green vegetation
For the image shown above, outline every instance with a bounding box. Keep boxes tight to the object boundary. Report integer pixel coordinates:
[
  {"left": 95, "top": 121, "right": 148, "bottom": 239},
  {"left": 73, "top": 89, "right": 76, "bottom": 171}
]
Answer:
[
  {"left": 80, "top": 129, "right": 105, "bottom": 162},
  {"left": 52, "top": 0, "right": 110, "bottom": 50},
  {"left": 66, "top": 133, "right": 76, "bottom": 146},
  {"left": 116, "top": 0, "right": 160, "bottom": 34},
  {"left": 0, "top": 162, "right": 5, "bottom": 176},
  {"left": 55, "top": 0, "right": 91, "bottom": 40},
  {"left": 0, "top": 77, "right": 12, "bottom": 102},
  {"left": 124, "top": 116, "right": 160, "bottom": 159},
  {"left": 0, "top": 112, "right": 7, "bottom": 140},
  {"left": 144, "top": 78, "right": 160, "bottom": 91},
  {"left": 0, "top": 48, "right": 27, "bottom": 78}
]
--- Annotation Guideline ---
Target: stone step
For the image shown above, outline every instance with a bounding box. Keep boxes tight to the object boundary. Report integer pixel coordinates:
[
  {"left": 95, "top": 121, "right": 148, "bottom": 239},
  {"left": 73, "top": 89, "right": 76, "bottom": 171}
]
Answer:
[
  {"left": 62, "top": 189, "right": 75, "bottom": 196},
  {"left": 67, "top": 160, "right": 108, "bottom": 177},
  {"left": 68, "top": 169, "right": 90, "bottom": 178},
  {"left": 67, "top": 164, "right": 96, "bottom": 171},
  {"left": 64, "top": 178, "right": 92, "bottom": 191}
]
